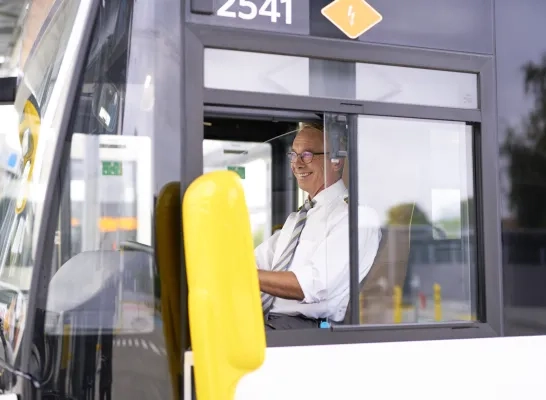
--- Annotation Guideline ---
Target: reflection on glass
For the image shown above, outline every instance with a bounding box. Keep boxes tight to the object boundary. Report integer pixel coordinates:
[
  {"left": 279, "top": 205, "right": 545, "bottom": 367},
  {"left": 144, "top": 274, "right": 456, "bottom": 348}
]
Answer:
[
  {"left": 431, "top": 189, "right": 462, "bottom": 240},
  {"left": 204, "top": 48, "right": 478, "bottom": 109},
  {"left": 355, "top": 63, "right": 477, "bottom": 108},
  {"left": 357, "top": 115, "right": 477, "bottom": 324},
  {"left": 69, "top": 134, "right": 152, "bottom": 254},
  {"left": 0, "top": 0, "right": 81, "bottom": 359},
  {"left": 31, "top": 0, "right": 183, "bottom": 398},
  {"left": 204, "top": 49, "right": 310, "bottom": 96},
  {"left": 203, "top": 139, "right": 273, "bottom": 247},
  {"left": 47, "top": 131, "right": 156, "bottom": 337}
]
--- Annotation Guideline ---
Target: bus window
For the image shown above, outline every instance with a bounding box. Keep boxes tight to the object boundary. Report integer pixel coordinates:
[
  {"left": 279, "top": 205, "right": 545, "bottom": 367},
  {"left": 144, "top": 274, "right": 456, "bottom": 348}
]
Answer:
[
  {"left": 202, "top": 109, "right": 478, "bottom": 331},
  {"left": 0, "top": 0, "right": 81, "bottom": 360},
  {"left": 67, "top": 134, "right": 149, "bottom": 255},
  {"left": 356, "top": 115, "right": 477, "bottom": 325},
  {"left": 203, "top": 139, "right": 273, "bottom": 247}
]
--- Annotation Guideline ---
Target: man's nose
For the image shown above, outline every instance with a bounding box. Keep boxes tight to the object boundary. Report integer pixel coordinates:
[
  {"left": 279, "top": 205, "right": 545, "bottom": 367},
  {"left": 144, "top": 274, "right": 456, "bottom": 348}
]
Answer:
[{"left": 293, "top": 156, "right": 305, "bottom": 166}]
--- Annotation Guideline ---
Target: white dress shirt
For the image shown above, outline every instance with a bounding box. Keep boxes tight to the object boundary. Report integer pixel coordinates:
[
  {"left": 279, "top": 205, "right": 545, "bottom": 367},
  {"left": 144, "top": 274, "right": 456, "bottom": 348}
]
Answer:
[{"left": 254, "top": 179, "right": 381, "bottom": 322}]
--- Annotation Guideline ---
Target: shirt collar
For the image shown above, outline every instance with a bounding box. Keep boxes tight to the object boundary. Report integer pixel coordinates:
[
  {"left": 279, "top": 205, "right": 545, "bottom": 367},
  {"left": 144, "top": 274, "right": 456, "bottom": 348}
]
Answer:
[{"left": 307, "top": 179, "right": 347, "bottom": 207}]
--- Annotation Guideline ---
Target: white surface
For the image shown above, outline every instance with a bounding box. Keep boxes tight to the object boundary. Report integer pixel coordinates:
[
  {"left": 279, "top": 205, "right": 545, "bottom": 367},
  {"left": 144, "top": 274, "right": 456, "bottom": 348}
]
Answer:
[
  {"left": 204, "top": 48, "right": 309, "bottom": 95},
  {"left": 233, "top": 335, "right": 546, "bottom": 400}
]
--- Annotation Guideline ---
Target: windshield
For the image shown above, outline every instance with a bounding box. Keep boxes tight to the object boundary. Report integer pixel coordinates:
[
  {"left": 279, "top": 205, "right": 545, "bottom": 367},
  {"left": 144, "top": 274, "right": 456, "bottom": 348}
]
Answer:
[{"left": 0, "top": 0, "right": 81, "bottom": 355}]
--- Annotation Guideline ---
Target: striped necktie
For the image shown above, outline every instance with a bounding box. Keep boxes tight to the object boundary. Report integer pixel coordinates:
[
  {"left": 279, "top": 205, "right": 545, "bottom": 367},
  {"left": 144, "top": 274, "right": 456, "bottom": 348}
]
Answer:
[{"left": 262, "top": 199, "right": 315, "bottom": 315}]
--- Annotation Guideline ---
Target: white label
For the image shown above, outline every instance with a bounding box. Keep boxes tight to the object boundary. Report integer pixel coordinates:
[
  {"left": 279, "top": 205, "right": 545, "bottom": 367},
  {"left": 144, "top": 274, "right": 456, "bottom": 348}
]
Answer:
[{"left": 217, "top": 0, "right": 293, "bottom": 24}]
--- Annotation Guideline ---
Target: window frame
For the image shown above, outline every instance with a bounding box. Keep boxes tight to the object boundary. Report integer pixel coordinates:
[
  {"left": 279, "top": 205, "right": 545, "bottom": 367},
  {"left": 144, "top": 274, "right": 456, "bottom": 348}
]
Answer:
[
  {"left": 181, "top": 23, "right": 502, "bottom": 347},
  {"left": 15, "top": 0, "right": 101, "bottom": 394},
  {"left": 25, "top": 0, "right": 185, "bottom": 397}
]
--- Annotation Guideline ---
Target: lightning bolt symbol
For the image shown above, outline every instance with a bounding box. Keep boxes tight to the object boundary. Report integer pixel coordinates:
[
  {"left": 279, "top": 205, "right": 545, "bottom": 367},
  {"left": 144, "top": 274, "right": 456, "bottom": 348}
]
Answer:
[{"left": 348, "top": 5, "right": 356, "bottom": 26}]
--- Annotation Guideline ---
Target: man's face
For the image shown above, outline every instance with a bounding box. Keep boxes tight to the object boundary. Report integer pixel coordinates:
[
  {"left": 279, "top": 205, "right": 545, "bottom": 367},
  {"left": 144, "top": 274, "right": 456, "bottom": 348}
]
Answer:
[{"left": 290, "top": 127, "right": 342, "bottom": 199}]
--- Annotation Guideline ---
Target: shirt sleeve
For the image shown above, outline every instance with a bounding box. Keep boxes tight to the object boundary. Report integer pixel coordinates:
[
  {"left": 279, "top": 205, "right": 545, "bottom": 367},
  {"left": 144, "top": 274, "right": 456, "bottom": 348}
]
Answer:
[
  {"left": 292, "top": 205, "right": 381, "bottom": 304},
  {"left": 254, "top": 229, "right": 281, "bottom": 271}
]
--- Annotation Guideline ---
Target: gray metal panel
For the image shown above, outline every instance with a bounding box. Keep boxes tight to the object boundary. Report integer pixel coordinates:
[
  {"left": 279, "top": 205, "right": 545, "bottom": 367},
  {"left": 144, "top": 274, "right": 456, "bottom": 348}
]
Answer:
[
  {"left": 188, "top": 23, "right": 490, "bottom": 73},
  {"left": 478, "top": 59, "right": 503, "bottom": 336},
  {"left": 204, "top": 89, "right": 482, "bottom": 122},
  {"left": 190, "top": 0, "right": 214, "bottom": 15},
  {"left": 267, "top": 322, "right": 498, "bottom": 347},
  {"left": 496, "top": 0, "right": 546, "bottom": 337},
  {"left": 179, "top": 26, "right": 205, "bottom": 360},
  {"left": 309, "top": 0, "right": 494, "bottom": 55},
  {"left": 182, "top": 28, "right": 205, "bottom": 191},
  {"left": 347, "top": 115, "right": 359, "bottom": 325},
  {"left": 358, "top": 0, "right": 494, "bottom": 54}
]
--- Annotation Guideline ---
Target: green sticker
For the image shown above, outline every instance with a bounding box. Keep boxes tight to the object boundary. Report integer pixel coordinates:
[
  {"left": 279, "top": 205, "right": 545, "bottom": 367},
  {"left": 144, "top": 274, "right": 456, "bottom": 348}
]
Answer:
[
  {"left": 227, "top": 166, "right": 245, "bottom": 179},
  {"left": 102, "top": 161, "right": 123, "bottom": 176}
]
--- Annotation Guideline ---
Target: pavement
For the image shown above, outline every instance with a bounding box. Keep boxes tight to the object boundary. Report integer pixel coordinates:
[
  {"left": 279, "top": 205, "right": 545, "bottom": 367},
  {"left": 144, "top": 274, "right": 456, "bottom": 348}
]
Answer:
[{"left": 93, "top": 310, "right": 173, "bottom": 400}]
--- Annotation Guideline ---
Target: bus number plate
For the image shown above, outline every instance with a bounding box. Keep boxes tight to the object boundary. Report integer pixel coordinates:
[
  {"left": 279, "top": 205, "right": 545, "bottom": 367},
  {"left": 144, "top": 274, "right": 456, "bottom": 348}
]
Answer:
[
  {"left": 188, "top": 0, "right": 309, "bottom": 35},
  {"left": 217, "top": 0, "right": 293, "bottom": 25}
]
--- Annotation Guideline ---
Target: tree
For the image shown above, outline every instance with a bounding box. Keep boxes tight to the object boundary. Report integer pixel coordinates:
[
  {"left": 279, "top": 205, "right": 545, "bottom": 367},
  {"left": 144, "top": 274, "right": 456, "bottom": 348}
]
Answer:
[
  {"left": 387, "top": 202, "right": 430, "bottom": 226},
  {"left": 502, "top": 54, "right": 546, "bottom": 228}
]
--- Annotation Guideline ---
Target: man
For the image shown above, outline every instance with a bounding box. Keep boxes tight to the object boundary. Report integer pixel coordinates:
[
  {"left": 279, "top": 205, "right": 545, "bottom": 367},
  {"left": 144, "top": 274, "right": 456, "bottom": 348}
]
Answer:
[{"left": 254, "top": 122, "right": 381, "bottom": 330}]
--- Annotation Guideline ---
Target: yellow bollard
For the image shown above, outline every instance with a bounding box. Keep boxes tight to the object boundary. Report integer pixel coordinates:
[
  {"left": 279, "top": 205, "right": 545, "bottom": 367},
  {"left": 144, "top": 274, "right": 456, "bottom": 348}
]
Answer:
[
  {"left": 61, "top": 324, "right": 71, "bottom": 369},
  {"left": 393, "top": 285, "right": 402, "bottom": 323},
  {"left": 433, "top": 283, "right": 442, "bottom": 322}
]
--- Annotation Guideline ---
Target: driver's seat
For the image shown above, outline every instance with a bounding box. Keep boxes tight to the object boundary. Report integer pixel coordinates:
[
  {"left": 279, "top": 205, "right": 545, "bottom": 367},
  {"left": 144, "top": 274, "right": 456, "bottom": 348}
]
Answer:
[{"left": 342, "top": 203, "right": 415, "bottom": 325}]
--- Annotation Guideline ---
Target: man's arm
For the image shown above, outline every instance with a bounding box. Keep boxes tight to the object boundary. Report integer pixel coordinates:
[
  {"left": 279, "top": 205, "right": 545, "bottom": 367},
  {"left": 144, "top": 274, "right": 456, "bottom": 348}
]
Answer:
[{"left": 258, "top": 270, "right": 304, "bottom": 301}]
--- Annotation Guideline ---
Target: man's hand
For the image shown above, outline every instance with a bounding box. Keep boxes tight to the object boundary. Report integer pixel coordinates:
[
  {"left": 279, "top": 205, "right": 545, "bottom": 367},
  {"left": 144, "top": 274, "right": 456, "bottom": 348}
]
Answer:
[{"left": 258, "top": 270, "right": 304, "bottom": 301}]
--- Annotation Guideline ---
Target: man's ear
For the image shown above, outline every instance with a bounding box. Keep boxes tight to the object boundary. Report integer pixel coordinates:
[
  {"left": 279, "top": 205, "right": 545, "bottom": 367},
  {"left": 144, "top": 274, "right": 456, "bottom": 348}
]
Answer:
[{"left": 331, "top": 158, "right": 345, "bottom": 173}]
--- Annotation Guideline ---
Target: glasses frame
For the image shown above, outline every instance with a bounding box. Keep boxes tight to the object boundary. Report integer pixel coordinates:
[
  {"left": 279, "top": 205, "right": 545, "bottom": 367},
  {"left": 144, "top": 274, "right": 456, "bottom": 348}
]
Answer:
[{"left": 287, "top": 151, "right": 327, "bottom": 164}]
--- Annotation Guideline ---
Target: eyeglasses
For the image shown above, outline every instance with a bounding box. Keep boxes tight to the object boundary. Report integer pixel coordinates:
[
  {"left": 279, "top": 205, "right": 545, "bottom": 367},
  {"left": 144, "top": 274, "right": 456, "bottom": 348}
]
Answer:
[{"left": 286, "top": 151, "right": 327, "bottom": 164}]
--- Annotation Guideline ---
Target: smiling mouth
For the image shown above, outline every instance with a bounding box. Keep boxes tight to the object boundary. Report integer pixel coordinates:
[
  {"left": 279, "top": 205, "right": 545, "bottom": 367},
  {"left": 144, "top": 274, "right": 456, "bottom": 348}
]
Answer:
[{"left": 296, "top": 172, "right": 312, "bottom": 178}]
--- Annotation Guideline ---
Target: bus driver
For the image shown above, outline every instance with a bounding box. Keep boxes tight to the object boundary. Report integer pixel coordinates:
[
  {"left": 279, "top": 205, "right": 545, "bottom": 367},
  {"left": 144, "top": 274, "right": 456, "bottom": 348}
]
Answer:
[{"left": 254, "top": 122, "right": 382, "bottom": 330}]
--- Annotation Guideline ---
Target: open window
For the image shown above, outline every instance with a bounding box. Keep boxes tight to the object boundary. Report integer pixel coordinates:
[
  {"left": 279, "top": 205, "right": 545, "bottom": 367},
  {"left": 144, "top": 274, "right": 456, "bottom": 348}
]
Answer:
[{"left": 201, "top": 105, "right": 479, "bottom": 335}]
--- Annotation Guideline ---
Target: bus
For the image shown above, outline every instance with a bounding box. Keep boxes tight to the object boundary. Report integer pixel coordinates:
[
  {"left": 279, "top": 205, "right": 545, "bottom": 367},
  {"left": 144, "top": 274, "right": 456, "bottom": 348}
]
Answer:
[{"left": 0, "top": 0, "right": 545, "bottom": 399}]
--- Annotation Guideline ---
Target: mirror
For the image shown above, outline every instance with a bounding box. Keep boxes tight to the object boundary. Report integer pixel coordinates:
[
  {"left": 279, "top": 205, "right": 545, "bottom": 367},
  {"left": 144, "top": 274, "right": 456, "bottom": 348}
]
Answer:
[
  {"left": 44, "top": 248, "right": 155, "bottom": 336},
  {"left": 91, "top": 83, "right": 120, "bottom": 133}
]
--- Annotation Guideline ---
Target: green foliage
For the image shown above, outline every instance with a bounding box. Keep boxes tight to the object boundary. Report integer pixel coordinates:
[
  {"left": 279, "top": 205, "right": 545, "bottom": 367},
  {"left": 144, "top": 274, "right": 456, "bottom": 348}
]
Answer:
[
  {"left": 435, "top": 217, "right": 461, "bottom": 239},
  {"left": 387, "top": 203, "right": 429, "bottom": 226},
  {"left": 387, "top": 199, "right": 474, "bottom": 239},
  {"left": 253, "top": 227, "right": 264, "bottom": 247},
  {"left": 502, "top": 54, "right": 546, "bottom": 228}
]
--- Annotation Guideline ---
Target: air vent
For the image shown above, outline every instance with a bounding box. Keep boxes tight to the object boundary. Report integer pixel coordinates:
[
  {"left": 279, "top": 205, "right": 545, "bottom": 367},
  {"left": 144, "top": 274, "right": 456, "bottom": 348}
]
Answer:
[{"left": 223, "top": 149, "right": 248, "bottom": 155}]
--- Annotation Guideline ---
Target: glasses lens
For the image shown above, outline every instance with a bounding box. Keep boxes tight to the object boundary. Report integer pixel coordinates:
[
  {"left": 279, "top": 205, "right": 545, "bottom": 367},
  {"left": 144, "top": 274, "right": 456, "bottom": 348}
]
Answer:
[
  {"left": 287, "top": 152, "right": 296, "bottom": 162},
  {"left": 301, "top": 152, "right": 313, "bottom": 163}
]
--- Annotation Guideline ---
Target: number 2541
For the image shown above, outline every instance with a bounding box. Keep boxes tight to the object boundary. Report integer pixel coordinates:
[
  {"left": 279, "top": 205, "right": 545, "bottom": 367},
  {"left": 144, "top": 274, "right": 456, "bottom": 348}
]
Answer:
[{"left": 217, "top": 0, "right": 292, "bottom": 24}]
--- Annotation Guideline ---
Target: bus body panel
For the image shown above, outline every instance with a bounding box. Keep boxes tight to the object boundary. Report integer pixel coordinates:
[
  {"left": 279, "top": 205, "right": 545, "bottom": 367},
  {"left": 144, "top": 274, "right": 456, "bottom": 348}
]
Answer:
[{"left": 233, "top": 336, "right": 544, "bottom": 400}]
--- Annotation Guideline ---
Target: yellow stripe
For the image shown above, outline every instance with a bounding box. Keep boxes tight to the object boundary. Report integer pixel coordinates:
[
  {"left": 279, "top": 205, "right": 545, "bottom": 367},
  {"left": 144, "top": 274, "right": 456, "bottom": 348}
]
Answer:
[{"left": 71, "top": 217, "right": 138, "bottom": 232}]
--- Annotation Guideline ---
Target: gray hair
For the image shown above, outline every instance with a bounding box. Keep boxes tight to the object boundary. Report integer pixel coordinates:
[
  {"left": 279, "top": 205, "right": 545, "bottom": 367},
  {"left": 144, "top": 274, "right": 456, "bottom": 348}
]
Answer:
[{"left": 296, "top": 120, "right": 346, "bottom": 177}]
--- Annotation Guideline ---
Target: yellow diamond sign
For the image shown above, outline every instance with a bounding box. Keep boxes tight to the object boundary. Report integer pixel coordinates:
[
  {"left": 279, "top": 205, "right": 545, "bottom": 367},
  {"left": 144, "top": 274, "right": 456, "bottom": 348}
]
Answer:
[{"left": 321, "top": 0, "right": 382, "bottom": 40}]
